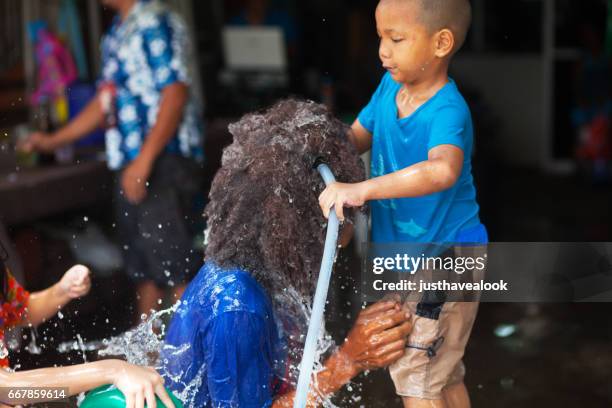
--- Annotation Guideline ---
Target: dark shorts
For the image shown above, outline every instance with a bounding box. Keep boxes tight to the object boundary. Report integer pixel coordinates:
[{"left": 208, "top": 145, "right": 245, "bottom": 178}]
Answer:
[{"left": 114, "top": 154, "right": 203, "bottom": 288}]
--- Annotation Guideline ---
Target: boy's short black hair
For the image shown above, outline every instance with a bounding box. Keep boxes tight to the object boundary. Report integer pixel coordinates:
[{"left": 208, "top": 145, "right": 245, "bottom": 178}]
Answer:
[
  {"left": 204, "top": 99, "right": 366, "bottom": 295},
  {"left": 411, "top": 0, "right": 472, "bottom": 52}
]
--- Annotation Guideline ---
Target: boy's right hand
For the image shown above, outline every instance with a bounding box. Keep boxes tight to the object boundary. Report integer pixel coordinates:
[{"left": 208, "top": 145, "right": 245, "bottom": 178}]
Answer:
[
  {"left": 318, "top": 181, "right": 368, "bottom": 222},
  {"left": 109, "top": 360, "right": 175, "bottom": 408},
  {"left": 339, "top": 300, "right": 412, "bottom": 374},
  {"left": 18, "top": 131, "right": 57, "bottom": 153}
]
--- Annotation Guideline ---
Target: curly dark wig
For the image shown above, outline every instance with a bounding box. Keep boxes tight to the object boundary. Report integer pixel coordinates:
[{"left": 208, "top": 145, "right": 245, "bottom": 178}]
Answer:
[{"left": 204, "top": 99, "right": 366, "bottom": 295}]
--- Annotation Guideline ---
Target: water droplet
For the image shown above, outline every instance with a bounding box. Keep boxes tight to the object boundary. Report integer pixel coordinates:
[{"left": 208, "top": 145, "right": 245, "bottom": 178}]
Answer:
[{"left": 494, "top": 324, "right": 516, "bottom": 338}]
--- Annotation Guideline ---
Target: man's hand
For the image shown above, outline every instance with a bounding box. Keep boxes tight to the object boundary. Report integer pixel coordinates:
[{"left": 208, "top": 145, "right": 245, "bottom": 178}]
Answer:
[
  {"left": 318, "top": 182, "right": 367, "bottom": 222},
  {"left": 338, "top": 300, "right": 412, "bottom": 374},
  {"left": 18, "top": 131, "right": 58, "bottom": 153},
  {"left": 121, "top": 157, "right": 153, "bottom": 205}
]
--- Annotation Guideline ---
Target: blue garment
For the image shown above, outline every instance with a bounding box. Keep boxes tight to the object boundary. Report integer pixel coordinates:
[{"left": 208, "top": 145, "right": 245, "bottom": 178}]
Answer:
[
  {"left": 358, "top": 72, "right": 483, "bottom": 243},
  {"left": 160, "top": 262, "right": 287, "bottom": 408},
  {"left": 100, "top": 0, "right": 203, "bottom": 170},
  {"left": 455, "top": 223, "right": 488, "bottom": 245}
]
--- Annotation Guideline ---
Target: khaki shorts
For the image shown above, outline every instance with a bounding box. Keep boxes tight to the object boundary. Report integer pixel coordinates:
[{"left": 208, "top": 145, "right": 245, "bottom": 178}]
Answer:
[{"left": 389, "top": 245, "right": 486, "bottom": 400}]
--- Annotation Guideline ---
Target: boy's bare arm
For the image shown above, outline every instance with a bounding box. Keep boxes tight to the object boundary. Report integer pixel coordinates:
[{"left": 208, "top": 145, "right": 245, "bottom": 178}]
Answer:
[
  {"left": 319, "top": 144, "right": 463, "bottom": 220},
  {"left": 363, "top": 144, "right": 463, "bottom": 200},
  {"left": 347, "top": 119, "right": 372, "bottom": 154},
  {"left": 0, "top": 360, "right": 175, "bottom": 408}
]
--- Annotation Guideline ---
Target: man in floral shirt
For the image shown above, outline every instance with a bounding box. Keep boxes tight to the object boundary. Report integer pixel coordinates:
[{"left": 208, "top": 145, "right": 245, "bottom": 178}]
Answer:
[{"left": 24, "top": 0, "right": 204, "bottom": 318}]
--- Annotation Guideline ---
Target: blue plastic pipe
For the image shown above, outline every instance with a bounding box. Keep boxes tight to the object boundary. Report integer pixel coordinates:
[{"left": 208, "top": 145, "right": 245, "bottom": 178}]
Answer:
[{"left": 293, "top": 163, "right": 340, "bottom": 408}]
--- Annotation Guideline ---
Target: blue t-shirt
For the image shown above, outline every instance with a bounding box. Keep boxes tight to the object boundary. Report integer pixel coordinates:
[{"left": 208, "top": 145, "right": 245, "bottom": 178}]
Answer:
[
  {"left": 160, "top": 262, "right": 287, "bottom": 408},
  {"left": 358, "top": 72, "right": 483, "bottom": 244}
]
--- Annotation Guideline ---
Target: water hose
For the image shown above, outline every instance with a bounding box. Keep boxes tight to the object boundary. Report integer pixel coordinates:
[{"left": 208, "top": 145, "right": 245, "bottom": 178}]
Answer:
[{"left": 293, "top": 162, "right": 340, "bottom": 408}]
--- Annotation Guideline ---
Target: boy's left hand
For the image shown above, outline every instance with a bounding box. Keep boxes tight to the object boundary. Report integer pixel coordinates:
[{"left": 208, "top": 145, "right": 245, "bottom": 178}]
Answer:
[
  {"left": 318, "top": 182, "right": 367, "bottom": 222},
  {"left": 58, "top": 264, "right": 91, "bottom": 299}
]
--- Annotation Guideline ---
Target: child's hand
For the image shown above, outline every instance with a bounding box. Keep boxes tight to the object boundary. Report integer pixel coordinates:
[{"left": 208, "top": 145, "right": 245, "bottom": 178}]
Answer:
[
  {"left": 109, "top": 360, "right": 175, "bottom": 408},
  {"left": 318, "top": 182, "right": 367, "bottom": 222},
  {"left": 58, "top": 264, "right": 91, "bottom": 299}
]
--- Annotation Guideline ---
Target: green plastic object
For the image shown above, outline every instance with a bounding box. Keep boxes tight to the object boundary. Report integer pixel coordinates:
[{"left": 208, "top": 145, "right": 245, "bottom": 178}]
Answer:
[{"left": 80, "top": 385, "right": 184, "bottom": 408}]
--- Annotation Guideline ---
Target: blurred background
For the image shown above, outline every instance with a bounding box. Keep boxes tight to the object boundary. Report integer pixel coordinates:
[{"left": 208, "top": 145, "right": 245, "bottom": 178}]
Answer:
[{"left": 0, "top": 0, "right": 611, "bottom": 406}]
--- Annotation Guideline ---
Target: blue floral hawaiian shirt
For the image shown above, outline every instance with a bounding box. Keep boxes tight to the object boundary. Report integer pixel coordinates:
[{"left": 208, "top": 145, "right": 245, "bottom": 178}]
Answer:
[{"left": 100, "top": 0, "right": 204, "bottom": 170}]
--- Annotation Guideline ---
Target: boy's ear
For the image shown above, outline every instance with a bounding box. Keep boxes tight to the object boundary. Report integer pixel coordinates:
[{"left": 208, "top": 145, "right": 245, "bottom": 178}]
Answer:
[{"left": 434, "top": 29, "right": 455, "bottom": 58}]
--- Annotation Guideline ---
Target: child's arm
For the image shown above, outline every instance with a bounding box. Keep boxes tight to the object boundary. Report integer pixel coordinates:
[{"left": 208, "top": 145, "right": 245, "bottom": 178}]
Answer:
[
  {"left": 24, "top": 265, "right": 91, "bottom": 326},
  {"left": 319, "top": 144, "right": 464, "bottom": 220},
  {"left": 0, "top": 359, "right": 175, "bottom": 408},
  {"left": 347, "top": 119, "right": 373, "bottom": 155}
]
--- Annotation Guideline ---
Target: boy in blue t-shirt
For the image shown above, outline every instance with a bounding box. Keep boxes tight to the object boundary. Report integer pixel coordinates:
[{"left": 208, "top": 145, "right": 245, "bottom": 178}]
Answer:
[{"left": 319, "top": 0, "right": 485, "bottom": 406}]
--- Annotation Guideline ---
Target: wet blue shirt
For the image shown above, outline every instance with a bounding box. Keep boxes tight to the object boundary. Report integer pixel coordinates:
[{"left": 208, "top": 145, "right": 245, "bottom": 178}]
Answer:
[
  {"left": 358, "top": 73, "right": 483, "bottom": 243},
  {"left": 160, "top": 262, "right": 287, "bottom": 408},
  {"left": 100, "top": 0, "right": 204, "bottom": 170}
]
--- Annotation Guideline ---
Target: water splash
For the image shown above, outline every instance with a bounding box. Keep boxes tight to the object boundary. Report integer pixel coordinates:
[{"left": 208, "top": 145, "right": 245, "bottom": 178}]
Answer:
[
  {"left": 25, "top": 328, "right": 42, "bottom": 355},
  {"left": 273, "top": 286, "right": 338, "bottom": 408},
  {"left": 100, "top": 305, "right": 178, "bottom": 366},
  {"left": 0, "top": 339, "right": 8, "bottom": 360},
  {"left": 55, "top": 283, "right": 358, "bottom": 407}
]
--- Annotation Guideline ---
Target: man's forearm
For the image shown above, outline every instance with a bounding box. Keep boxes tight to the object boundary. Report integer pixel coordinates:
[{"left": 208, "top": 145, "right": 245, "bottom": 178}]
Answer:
[
  {"left": 52, "top": 96, "right": 104, "bottom": 147},
  {"left": 137, "top": 83, "right": 188, "bottom": 165}
]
